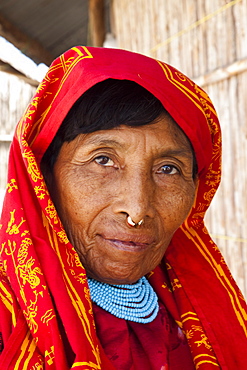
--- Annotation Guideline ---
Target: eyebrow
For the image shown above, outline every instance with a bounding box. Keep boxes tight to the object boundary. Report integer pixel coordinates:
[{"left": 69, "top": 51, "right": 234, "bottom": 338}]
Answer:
[
  {"left": 83, "top": 137, "right": 126, "bottom": 149},
  {"left": 159, "top": 148, "right": 193, "bottom": 159},
  {"left": 83, "top": 136, "right": 193, "bottom": 159}
]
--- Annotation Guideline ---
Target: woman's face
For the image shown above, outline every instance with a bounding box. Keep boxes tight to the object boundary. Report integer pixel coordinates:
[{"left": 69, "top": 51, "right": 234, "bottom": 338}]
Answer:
[{"left": 50, "top": 115, "right": 197, "bottom": 284}]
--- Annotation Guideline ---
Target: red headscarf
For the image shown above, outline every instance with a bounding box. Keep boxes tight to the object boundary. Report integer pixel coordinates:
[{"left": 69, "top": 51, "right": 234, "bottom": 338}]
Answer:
[{"left": 0, "top": 46, "right": 246, "bottom": 369}]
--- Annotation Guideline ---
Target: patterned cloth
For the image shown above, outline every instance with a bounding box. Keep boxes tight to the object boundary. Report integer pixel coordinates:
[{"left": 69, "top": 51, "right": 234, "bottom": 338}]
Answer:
[{"left": 0, "top": 46, "right": 246, "bottom": 369}]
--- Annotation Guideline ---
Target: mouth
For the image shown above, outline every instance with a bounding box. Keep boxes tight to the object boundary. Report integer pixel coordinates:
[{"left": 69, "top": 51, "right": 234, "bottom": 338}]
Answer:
[
  {"left": 108, "top": 239, "right": 149, "bottom": 251},
  {"left": 99, "top": 234, "right": 155, "bottom": 252}
]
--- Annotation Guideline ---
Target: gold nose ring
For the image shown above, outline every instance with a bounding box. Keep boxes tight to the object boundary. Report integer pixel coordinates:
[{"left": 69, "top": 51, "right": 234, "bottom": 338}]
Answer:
[{"left": 127, "top": 216, "right": 144, "bottom": 227}]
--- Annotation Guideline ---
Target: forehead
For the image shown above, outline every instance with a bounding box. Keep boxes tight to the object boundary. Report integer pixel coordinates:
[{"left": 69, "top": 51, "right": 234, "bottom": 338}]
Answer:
[{"left": 58, "top": 115, "right": 193, "bottom": 160}]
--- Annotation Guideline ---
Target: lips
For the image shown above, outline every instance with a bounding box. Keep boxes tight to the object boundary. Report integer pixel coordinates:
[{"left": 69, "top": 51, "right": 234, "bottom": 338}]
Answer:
[
  {"left": 109, "top": 238, "right": 148, "bottom": 250},
  {"left": 98, "top": 233, "right": 156, "bottom": 252}
]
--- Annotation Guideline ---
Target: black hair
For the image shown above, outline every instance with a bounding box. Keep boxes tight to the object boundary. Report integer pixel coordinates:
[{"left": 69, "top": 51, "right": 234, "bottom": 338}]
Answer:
[{"left": 41, "top": 79, "right": 197, "bottom": 176}]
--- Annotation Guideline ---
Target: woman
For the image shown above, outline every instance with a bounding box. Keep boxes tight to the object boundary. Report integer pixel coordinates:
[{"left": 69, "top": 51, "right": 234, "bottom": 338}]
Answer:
[{"left": 0, "top": 46, "right": 246, "bottom": 369}]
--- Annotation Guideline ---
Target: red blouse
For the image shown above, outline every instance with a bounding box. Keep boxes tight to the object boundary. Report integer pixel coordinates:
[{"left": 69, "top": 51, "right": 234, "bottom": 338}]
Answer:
[{"left": 93, "top": 302, "right": 195, "bottom": 369}]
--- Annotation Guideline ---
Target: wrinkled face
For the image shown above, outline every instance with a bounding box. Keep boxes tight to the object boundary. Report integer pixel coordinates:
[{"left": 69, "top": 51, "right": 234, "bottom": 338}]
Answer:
[{"left": 49, "top": 116, "right": 197, "bottom": 284}]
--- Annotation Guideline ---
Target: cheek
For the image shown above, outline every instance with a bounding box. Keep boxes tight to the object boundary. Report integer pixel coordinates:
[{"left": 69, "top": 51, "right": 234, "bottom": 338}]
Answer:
[
  {"left": 52, "top": 171, "right": 115, "bottom": 244},
  {"left": 54, "top": 168, "right": 102, "bottom": 210},
  {"left": 157, "top": 183, "right": 196, "bottom": 227}
]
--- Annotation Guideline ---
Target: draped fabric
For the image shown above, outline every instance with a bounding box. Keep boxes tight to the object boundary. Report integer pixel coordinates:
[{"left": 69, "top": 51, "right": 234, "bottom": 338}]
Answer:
[
  {"left": 0, "top": 46, "right": 246, "bottom": 369},
  {"left": 92, "top": 302, "right": 195, "bottom": 369}
]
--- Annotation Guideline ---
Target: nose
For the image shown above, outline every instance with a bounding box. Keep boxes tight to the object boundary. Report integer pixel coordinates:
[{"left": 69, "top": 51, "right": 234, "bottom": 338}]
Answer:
[{"left": 113, "top": 167, "right": 156, "bottom": 223}]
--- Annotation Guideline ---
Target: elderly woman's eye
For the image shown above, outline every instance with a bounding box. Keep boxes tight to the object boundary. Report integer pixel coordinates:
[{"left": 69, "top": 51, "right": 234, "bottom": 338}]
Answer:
[
  {"left": 158, "top": 165, "right": 179, "bottom": 175},
  {"left": 94, "top": 156, "right": 114, "bottom": 166}
]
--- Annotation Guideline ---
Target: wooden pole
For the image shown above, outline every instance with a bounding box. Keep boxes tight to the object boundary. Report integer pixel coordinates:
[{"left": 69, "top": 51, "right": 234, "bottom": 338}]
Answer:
[
  {"left": 89, "top": 0, "right": 106, "bottom": 47},
  {"left": 194, "top": 58, "right": 247, "bottom": 87},
  {"left": 0, "top": 61, "right": 39, "bottom": 86},
  {"left": 0, "top": 13, "right": 53, "bottom": 66}
]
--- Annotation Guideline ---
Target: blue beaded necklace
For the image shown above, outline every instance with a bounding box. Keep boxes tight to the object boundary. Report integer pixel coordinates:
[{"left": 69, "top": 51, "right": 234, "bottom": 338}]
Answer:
[{"left": 88, "top": 276, "right": 159, "bottom": 324}]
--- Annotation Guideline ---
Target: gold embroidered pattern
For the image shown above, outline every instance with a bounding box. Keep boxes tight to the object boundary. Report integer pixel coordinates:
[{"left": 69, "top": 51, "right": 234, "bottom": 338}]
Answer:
[
  {"left": 74, "top": 272, "right": 87, "bottom": 284},
  {"left": 31, "top": 363, "right": 44, "bottom": 370},
  {"left": 17, "top": 257, "right": 42, "bottom": 289},
  {"left": 23, "top": 290, "right": 44, "bottom": 334},
  {"left": 186, "top": 325, "right": 204, "bottom": 339},
  {"left": 41, "top": 309, "right": 56, "bottom": 325},
  {"left": 22, "top": 150, "right": 43, "bottom": 182},
  {"left": 171, "top": 278, "right": 182, "bottom": 291},
  {"left": 195, "top": 334, "right": 212, "bottom": 351},
  {"left": 161, "top": 282, "right": 172, "bottom": 292},
  {"left": 34, "top": 181, "right": 49, "bottom": 200},
  {"left": 84, "top": 286, "right": 93, "bottom": 316},
  {"left": 17, "top": 237, "right": 32, "bottom": 264},
  {"left": 57, "top": 230, "right": 69, "bottom": 244},
  {"left": 45, "top": 199, "right": 59, "bottom": 224},
  {"left": 45, "top": 346, "right": 55, "bottom": 365},
  {"left": 7, "top": 179, "right": 18, "bottom": 193},
  {"left": 6, "top": 210, "right": 26, "bottom": 235}
]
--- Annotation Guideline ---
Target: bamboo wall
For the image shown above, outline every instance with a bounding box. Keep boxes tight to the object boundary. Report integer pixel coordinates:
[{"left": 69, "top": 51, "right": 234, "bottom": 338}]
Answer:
[
  {"left": 0, "top": 71, "right": 36, "bottom": 209},
  {"left": 112, "top": 0, "right": 247, "bottom": 296}
]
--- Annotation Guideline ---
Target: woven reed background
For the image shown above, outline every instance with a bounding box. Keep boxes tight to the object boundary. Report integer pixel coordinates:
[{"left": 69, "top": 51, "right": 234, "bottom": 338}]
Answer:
[{"left": 0, "top": 71, "right": 36, "bottom": 207}]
